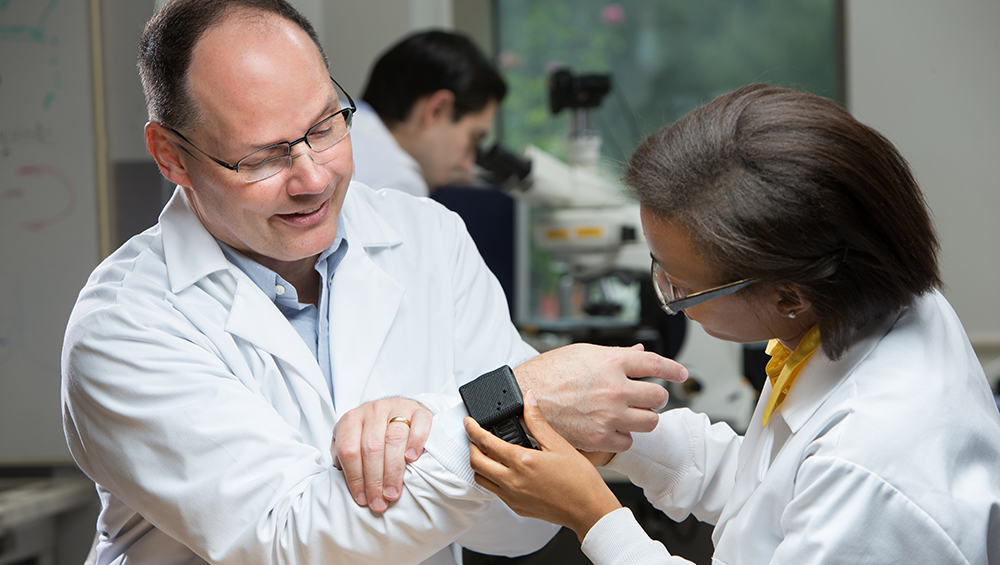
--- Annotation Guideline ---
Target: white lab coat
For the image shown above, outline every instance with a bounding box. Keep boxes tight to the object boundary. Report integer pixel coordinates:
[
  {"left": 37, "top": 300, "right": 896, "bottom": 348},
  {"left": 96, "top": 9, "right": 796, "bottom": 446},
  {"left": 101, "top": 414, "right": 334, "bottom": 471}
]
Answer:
[
  {"left": 350, "top": 101, "right": 430, "bottom": 197},
  {"left": 61, "top": 183, "right": 557, "bottom": 564},
  {"left": 582, "top": 290, "right": 1000, "bottom": 564}
]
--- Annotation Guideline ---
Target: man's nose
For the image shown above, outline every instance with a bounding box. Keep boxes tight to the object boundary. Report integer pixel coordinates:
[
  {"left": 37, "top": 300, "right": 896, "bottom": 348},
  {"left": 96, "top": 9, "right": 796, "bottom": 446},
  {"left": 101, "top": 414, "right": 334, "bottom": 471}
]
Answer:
[
  {"left": 459, "top": 146, "right": 477, "bottom": 170},
  {"left": 285, "top": 146, "right": 329, "bottom": 194}
]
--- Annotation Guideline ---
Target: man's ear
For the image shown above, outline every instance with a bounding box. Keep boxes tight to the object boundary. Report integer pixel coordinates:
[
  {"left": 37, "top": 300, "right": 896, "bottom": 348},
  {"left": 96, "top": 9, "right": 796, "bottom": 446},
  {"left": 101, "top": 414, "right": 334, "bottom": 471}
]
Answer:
[
  {"left": 145, "top": 121, "right": 195, "bottom": 189},
  {"left": 419, "top": 89, "right": 456, "bottom": 128}
]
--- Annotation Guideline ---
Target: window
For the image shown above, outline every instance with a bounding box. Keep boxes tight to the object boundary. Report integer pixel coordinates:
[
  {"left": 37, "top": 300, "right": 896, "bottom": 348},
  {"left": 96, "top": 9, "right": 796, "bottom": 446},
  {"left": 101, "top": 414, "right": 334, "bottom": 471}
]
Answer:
[
  {"left": 495, "top": 0, "right": 842, "bottom": 164},
  {"left": 493, "top": 0, "right": 842, "bottom": 330}
]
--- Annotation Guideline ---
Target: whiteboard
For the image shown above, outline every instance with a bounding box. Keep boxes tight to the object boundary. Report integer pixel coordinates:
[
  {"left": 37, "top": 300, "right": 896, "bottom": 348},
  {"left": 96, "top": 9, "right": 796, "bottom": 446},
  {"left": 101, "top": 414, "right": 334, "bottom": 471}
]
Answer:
[{"left": 0, "top": 0, "right": 101, "bottom": 463}]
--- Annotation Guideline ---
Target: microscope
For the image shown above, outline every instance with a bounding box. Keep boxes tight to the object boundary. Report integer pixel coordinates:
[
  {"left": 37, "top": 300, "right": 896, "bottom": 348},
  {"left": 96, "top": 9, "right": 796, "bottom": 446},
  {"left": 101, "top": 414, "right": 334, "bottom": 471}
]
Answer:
[
  {"left": 476, "top": 68, "right": 755, "bottom": 432},
  {"left": 485, "top": 69, "right": 666, "bottom": 350}
]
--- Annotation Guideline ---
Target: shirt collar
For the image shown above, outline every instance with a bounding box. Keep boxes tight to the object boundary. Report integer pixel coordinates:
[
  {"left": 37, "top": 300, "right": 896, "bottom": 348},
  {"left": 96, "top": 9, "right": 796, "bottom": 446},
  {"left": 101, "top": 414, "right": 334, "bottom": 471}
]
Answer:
[{"left": 216, "top": 215, "right": 347, "bottom": 305}]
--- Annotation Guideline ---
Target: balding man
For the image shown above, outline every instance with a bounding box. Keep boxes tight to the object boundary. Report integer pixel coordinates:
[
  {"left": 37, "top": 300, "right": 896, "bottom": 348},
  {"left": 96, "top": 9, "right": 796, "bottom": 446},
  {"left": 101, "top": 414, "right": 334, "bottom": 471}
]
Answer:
[{"left": 60, "top": 1, "right": 684, "bottom": 563}]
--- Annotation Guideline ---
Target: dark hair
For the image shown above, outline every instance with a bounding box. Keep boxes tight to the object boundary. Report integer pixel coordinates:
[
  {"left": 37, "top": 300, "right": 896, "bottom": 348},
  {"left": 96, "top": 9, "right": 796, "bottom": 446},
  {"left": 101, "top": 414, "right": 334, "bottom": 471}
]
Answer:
[
  {"left": 137, "top": 0, "right": 326, "bottom": 130},
  {"left": 625, "top": 84, "right": 941, "bottom": 360},
  {"left": 362, "top": 30, "right": 507, "bottom": 124}
]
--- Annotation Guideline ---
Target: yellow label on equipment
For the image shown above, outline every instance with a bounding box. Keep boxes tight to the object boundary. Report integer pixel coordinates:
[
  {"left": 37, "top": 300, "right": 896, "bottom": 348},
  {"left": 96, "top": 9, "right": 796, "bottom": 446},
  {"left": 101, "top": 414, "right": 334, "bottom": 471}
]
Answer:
[
  {"left": 543, "top": 228, "right": 569, "bottom": 240},
  {"left": 575, "top": 227, "right": 604, "bottom": 238}
]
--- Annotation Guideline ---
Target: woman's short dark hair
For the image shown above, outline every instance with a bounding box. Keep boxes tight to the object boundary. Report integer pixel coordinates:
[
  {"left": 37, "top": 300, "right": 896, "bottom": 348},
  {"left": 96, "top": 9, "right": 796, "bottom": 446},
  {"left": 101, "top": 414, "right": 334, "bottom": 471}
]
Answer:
[
  {"left": 625, "top": 84, "right": 941, "bottom": 360},
  {"left": 362, "top": 30, "right": 507, "bottom": 124},
  {"left": 137, "top": 0, "right": 326, "bottom": 131}
]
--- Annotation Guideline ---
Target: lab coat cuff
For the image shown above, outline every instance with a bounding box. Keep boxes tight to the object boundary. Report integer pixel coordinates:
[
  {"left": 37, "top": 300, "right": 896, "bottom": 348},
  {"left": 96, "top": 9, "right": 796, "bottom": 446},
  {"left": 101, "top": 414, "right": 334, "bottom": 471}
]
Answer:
[
  {"left": 411, "top": 392, "right": 462, "bottom": 415},
  {"left": 605, "top": 410, "right": 696, "bottom": 498},
  {"left": 418, "top": 398, "right": 494, "bottom": 498},
  {"left": 582, "top": 507, "right": 674, "bottom": 565}
]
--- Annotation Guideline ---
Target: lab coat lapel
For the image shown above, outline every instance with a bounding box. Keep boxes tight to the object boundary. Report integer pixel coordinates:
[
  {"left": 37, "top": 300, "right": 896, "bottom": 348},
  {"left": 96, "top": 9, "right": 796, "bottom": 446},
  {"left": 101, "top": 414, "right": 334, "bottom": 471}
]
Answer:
[
  {"left": 711, "top": 383, "right": 785, "bottom": 547},
  {"left": 328, "top": 186, "right": 405, "bottom": 414},
  {"left": 161, "top": 186, "right": 328, "bottom": 394},
  {"left": 225, "top": 274, "right": 331, "bottom": 399},
  {"left": 328, "top": 246, "right": 404, "bottom": 413},
  {"left": 226, "top": 277, "right": 313, "bottom": 366}
]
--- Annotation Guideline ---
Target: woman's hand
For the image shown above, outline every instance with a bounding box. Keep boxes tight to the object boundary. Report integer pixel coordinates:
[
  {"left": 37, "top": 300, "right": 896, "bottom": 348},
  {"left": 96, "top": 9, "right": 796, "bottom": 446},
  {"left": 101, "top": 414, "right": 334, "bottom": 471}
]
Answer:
[
  {"left": 466, "top": 391, "right": 623, "bottom": 542},
  {"left": 332, "top": 397, "right": 433, "bottom": 512}
]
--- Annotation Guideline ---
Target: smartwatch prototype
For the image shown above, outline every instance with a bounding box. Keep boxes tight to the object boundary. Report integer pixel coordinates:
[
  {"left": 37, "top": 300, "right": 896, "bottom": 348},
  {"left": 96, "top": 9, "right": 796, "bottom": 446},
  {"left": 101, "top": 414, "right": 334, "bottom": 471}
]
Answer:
[{"left": 460, "top": 365, "right": 535, "bottom": 448}]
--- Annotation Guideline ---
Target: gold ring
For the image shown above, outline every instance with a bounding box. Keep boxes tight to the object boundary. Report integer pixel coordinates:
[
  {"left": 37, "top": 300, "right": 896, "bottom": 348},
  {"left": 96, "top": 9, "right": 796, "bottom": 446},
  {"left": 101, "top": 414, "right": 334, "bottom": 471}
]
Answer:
[{"left": 388, "top": 416, "right": 411, "bottom": 427}]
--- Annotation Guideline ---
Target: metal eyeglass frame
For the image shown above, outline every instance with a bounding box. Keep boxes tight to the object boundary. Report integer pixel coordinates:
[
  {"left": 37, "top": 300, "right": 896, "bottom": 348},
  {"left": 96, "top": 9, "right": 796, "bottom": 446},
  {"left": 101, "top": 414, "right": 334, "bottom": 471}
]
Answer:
[
  {"left": 651, "top": 259, "right": 759, "bottom": 315},
  {"left": 166, "top": 76, "right": 356, "bottom": 183}
]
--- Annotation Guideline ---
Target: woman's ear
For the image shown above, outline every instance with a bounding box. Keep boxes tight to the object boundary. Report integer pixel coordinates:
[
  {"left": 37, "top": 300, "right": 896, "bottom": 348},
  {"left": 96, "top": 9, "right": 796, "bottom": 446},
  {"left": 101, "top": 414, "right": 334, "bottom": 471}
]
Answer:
[
  {"left": 775, "top": 284, "right": 812, "bottom": 319},
  {"left": 145, "top": 122, "right": 195, "bottom": 189}
]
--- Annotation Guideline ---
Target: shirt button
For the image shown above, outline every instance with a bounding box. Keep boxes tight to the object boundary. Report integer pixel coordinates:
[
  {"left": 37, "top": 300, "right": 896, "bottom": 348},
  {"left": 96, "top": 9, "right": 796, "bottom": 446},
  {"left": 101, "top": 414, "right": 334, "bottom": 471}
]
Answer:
[
  {"left": 275, "top": 284, "right": 286, "bottom": 295},
  {"left": 329, "top": 275, "right": 335, "bottom": 287}
]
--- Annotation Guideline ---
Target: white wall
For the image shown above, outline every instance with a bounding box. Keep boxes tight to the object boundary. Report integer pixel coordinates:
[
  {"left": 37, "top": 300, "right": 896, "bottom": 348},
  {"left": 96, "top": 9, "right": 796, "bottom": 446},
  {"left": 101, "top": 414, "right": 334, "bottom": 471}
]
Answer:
[
  {"left": 846, "top": 0, "right": 1000, "bottom": 352},
  {"left": 104, "top": 1, "right": 157, "bottom": 161},
  {"left": 321, "top": 0, "right": 453, "bottom": 96}
]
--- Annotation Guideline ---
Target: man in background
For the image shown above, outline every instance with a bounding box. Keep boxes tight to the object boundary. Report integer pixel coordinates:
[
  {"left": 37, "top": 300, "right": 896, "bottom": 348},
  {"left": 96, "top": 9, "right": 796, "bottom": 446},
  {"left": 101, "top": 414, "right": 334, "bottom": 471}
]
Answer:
[{"left": 351, "top": 30, "right": 505, "bottom": 196}]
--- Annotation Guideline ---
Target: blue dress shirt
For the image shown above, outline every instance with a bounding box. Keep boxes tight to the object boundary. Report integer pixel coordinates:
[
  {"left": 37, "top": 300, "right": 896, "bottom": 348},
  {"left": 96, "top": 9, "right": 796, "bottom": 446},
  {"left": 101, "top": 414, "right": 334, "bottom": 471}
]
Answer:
[{"left": 218, "top": 219, "right": 348, "bottom": 399}]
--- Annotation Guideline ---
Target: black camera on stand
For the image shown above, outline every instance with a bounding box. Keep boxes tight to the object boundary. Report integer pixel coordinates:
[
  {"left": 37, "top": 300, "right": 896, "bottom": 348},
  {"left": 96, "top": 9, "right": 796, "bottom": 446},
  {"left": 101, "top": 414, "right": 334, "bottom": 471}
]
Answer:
[
  {"left": 549, "top": 68, "right": 612, "bottom": 114},
  {"left": 549, "top": 68, "right": 612, "bottom": 150}
]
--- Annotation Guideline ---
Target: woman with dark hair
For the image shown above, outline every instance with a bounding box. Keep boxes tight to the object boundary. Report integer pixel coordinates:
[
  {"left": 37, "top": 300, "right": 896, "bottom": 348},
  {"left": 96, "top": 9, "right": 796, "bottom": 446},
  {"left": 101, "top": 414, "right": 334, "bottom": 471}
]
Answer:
[{"left": 467, "top": 84, "right": 1000, "bottom": 564}]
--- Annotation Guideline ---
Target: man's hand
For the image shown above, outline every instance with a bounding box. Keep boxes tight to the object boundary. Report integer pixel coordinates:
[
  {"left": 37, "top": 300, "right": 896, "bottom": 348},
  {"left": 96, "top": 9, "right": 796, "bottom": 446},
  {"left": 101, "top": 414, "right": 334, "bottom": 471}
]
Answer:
[
  {"left": 331, "top": 397, "right": 432, "bottom": 512},
  {"left": 514, "top": 343, "right": 687, "bottom": 453}
]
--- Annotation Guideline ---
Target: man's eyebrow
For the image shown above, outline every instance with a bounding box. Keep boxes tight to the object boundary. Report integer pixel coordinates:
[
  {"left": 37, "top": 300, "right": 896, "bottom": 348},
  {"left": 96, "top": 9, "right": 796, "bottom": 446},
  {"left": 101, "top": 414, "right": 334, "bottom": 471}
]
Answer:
[{"left": 243, "top": 98, "right": 342, "bottom": 152}]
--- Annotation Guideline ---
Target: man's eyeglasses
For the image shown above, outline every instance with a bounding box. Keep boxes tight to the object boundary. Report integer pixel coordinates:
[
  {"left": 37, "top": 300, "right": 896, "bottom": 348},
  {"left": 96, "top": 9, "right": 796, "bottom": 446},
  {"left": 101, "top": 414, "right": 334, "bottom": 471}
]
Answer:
[
  {"left": 167, "top": 76, "right": 356, "bottom": 184},
  {"left": 652, "top": 259, "right": 758, "bottom": 315}
]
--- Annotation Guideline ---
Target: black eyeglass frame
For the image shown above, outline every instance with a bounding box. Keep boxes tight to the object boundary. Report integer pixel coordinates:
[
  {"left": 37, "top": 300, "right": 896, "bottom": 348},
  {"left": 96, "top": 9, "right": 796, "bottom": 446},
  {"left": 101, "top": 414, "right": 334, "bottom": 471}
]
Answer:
[
  {"left": 166, "top": 75, "right": 356, "bottom": 183},
  {"left": 651, "top": 259, "right": 759, "bottom": 315}
]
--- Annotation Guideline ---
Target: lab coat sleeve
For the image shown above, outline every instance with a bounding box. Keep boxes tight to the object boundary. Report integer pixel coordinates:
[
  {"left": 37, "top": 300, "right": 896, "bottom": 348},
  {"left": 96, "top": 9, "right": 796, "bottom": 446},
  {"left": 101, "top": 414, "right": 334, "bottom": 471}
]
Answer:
[
  {"left": 581, "top": 507, "right": 695, "bottom": 565},
  {"left": 62, "top": 298, "right": 549, "bottom": 564},
  {"left": 769, "top": 455, "right": 972, "bottom": 565},
  {"left": 410, "top": 393, "right": 561, "bottom": 556},
  {"left": 605, "top": 408, "right": 741, "bottom": 525}
]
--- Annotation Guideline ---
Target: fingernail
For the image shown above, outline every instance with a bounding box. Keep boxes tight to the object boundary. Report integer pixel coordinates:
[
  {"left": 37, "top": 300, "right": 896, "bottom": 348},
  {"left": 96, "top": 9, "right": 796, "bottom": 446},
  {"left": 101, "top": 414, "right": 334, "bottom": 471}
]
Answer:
[
  {"left": 526, "top": 390, "right": 537, "bottom": 406},
  {"left": 371, "top": 498, "right": 388, "bottom": 512},
  {"left": 356, "top": 492, "right": 367, "bottom": 506},
  {"left": 384, "top": 486, "right": 398, "bottom": 499},
  {"left": 405, "top": 448, "right": 418, "bottom": 461}
]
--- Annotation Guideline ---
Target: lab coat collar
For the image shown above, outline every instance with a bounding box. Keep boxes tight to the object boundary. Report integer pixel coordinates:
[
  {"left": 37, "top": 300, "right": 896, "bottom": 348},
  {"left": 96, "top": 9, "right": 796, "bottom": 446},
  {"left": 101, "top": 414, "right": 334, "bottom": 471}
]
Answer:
[
  {"left": 339, "top": 181, "right": 403, "bottom": 249},
  {"left": 776, "top": 306, "right": 906, "bottom": 433},
  {"left": 160, "top": 187, "right": 232, "bottom": 294},
  {"left": 158, "top": 183, "right": 403, "bottom": 291}
]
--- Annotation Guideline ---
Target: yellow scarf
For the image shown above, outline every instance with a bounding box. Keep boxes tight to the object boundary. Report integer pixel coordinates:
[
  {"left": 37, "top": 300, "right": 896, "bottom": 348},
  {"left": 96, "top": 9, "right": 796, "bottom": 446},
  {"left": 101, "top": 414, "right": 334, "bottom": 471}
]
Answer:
[{"left": 762, "top": 325, "right": 821, "bottom": 426}]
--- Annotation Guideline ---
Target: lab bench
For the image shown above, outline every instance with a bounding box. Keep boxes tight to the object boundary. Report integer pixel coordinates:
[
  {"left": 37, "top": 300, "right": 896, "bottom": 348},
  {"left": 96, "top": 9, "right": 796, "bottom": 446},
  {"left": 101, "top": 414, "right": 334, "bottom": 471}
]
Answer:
[{"left": 0, "top": 474, "right": 96, "bottom": 565}]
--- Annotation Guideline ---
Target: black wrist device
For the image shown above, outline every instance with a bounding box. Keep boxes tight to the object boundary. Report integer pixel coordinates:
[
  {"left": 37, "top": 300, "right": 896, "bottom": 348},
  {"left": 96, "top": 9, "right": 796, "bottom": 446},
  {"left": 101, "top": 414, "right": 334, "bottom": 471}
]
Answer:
[{"left": 460, "top": 365, "right": 535, "bottom": 448}]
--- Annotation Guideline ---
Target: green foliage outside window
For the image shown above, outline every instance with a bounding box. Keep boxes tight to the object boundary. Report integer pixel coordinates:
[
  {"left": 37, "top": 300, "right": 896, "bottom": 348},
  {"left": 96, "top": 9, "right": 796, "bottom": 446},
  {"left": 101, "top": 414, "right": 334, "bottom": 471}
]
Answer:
[{"left": 496, "top": 0, "right": 841, "bottom": 165}]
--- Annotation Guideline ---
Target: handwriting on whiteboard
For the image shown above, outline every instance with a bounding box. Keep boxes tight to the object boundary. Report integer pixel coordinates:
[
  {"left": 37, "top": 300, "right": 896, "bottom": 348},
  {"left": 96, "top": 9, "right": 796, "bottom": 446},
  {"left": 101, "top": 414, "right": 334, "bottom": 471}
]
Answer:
[{"left": 2, "top": 164, "right": 77, "bottom": 232}]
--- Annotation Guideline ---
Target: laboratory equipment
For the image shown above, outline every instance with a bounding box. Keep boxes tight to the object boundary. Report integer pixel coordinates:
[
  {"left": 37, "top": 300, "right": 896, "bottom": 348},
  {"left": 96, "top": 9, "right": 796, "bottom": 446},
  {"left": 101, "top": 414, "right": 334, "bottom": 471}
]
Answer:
[{"left": 477, "top": 68, "right": 755, "bottom": 432}]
